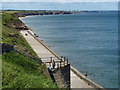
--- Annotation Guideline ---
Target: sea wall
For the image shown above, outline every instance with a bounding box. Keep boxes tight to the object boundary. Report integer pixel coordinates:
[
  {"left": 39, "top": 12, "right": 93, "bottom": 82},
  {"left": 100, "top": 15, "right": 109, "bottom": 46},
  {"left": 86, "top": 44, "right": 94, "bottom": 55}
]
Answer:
[
  {"left": 70, "top": 66, "right": 105, "bottom": 89},
  {"left": 28, "top": 29, "right": 104, "bottom": 89},
  {"left": 20, "top": 17, "right": 105, "bottom": 89}
]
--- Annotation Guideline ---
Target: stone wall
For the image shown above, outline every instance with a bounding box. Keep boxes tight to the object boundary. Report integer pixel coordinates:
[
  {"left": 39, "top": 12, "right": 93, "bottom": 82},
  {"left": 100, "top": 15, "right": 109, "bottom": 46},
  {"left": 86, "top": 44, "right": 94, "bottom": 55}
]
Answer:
[{"left": 60, "top": 64, "right": 70, "bottom": 88}]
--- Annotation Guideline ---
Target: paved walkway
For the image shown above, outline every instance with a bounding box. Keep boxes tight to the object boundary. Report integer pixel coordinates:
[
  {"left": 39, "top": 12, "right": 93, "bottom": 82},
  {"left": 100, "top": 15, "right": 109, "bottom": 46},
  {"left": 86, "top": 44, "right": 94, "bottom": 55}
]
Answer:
[
  {"left": 71, "top": 71, "right": 93, "bottom": 88},
  {"left": 20, "top": 30, "right": 94, "bottom": 88}
]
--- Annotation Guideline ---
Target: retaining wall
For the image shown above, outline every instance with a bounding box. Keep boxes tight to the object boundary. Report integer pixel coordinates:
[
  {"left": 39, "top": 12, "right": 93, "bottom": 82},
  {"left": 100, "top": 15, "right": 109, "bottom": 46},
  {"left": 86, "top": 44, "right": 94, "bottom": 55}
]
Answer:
[{"left": 71, "top": 66, "right": 105, "bottom": 90}]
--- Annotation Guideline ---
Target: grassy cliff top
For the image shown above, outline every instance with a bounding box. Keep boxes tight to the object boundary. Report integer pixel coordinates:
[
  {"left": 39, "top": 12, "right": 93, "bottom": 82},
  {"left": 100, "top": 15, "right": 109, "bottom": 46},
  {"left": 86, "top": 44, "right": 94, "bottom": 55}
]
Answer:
[{"left": 2, "top": 12, "right": 57, "bottom": 88}]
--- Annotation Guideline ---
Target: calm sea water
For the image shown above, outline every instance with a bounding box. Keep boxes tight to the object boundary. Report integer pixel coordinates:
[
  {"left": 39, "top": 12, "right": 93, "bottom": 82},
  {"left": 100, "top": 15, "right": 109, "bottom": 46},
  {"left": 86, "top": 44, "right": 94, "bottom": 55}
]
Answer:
[{"left": 22, "top": 12, "right": 118, "bottom": 88}]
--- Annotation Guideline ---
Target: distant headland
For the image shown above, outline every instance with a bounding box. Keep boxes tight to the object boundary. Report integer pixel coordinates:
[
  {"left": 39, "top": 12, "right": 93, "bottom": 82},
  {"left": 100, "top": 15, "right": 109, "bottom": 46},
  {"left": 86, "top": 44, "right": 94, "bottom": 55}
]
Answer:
[{"left": 1, "top": 10, "right": 118, "bottom": 17}]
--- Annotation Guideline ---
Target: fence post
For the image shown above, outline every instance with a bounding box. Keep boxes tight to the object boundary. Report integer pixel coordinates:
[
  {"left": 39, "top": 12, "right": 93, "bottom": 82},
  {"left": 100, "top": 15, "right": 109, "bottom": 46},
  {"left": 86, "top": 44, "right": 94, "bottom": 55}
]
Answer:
[
  {"left": 50, "top": 57, "right": 52, "bottom": 62},
  {"left": 67, "top": 57, "right": 68, "bottom": 65},
  {"left": 60, "top": 61, "right": 61, "bottom": 68},
  {"left": 64, "top": 60, "right": 65, "bottom": 66},
  {"left": 64, "top": 56, "right": 66, "bottom": 61},
  {"left": 57, "top": 62, "right": 59, "bottom": 68}
]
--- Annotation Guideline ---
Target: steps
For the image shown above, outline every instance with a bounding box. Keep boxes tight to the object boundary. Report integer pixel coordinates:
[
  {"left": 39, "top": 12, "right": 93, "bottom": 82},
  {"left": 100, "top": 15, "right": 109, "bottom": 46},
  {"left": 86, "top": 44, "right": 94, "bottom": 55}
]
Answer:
[{"left": 53, "top": 70, "right": 65, "bottom": 88}]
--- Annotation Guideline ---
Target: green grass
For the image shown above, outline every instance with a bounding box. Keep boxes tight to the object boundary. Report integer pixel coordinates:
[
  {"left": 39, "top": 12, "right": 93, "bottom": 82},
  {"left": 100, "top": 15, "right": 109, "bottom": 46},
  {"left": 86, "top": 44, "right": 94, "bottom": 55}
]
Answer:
[
  {"left": 2, "top": 13, "right": 38, "bottom": 58},
  {"left": 0, "top": 55, "right": 2, "bottom": 89},
  {"left": 2, "top": 13, "right": 57, "bottom": 88},
  {"left": 0, "top": 14, "right": 2, "bottom": 43},
  {"left": 2, "top": 51, "right": 57, "bottom": 88},
  {"left": 2, "top": 11, "right": 21, "bottom": 14}
]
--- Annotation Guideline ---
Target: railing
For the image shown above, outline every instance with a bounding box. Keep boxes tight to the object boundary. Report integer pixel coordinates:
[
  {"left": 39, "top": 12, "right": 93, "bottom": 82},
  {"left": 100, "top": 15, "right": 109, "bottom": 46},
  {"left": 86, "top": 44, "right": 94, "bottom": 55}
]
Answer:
[
  {"left": 43, "top": 56, "right": 69, "bottom": 68},
  {"left": 27, "top": 30, "right": 69, "bottom": 63}
]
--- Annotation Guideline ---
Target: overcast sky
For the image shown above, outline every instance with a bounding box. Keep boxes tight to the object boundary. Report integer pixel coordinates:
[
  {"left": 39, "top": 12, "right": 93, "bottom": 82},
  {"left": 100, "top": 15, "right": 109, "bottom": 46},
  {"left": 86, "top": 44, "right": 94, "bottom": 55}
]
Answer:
[
  {"left": 1, "top": 0, "right": 118, "bottom": 10},
  {"left": 1, "top": 0, "right": 120, "bottom": 2}
]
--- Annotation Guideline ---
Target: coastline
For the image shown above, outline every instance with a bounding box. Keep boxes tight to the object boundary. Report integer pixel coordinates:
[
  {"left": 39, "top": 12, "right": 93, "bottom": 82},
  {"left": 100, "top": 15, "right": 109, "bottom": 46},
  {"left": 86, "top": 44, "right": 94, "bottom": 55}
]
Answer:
[{"left": 19, "top": 16, "right": 104, "bottom": 89}]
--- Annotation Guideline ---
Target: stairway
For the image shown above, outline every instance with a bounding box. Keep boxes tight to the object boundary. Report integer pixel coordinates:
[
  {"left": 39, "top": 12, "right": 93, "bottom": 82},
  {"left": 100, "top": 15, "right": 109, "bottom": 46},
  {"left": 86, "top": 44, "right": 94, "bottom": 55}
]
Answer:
[{"left": 53, "top": 70, "right": 65, "bottom": 88}]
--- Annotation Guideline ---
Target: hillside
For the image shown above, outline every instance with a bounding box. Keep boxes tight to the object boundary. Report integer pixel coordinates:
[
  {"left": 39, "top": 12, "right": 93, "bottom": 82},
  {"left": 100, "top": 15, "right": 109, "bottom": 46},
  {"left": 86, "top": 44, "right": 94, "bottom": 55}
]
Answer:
[
  {"left": 2, "top": 10, "right": 81, "bottom": 17},
  {"left": 2, "top": 12, "right": 57, "bottom": 88}
]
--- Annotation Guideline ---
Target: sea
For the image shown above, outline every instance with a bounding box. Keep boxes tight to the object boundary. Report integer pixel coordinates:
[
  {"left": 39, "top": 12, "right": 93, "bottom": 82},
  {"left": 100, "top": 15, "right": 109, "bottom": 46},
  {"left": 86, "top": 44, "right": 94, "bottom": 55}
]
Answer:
[{"left": 21, "top": 12, "right": 118, "bottom": 88}]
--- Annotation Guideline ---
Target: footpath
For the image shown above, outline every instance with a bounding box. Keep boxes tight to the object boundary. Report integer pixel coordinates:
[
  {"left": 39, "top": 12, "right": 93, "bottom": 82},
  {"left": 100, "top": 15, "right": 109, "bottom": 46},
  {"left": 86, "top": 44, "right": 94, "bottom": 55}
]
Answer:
[{"left": 20, "top": 29, "right": 103, "bottom": 89}]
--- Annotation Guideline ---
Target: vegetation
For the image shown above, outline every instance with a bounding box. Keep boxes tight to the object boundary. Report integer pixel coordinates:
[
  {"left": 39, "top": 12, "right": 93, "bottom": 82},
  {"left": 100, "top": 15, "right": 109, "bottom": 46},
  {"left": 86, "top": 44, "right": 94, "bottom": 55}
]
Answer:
[
  {"left": 2, "top": 13, "right": 37, "bottom": 57},
  {"left": 2, "top": 12, "right": 57, "bottom": 88},
  {"left": 2, "top": 51, "right": 56, "bottom": 88},
  {"left": 2, "top": 10, "right": 81, "bottom": 18}
]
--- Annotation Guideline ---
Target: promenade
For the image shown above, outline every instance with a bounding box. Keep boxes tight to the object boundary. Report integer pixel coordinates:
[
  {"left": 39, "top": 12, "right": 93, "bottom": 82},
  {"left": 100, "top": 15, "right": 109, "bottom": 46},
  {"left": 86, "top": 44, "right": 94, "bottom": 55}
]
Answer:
[{"left": 20, "top": 30, "right": 96, "bottom": 88}]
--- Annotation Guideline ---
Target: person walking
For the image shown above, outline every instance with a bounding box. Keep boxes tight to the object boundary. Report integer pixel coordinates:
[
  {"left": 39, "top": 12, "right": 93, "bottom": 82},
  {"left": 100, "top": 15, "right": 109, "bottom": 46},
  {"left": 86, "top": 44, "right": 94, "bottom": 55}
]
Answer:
[{"left": 52, "top": 60, "right": 55, "bottom": 69}]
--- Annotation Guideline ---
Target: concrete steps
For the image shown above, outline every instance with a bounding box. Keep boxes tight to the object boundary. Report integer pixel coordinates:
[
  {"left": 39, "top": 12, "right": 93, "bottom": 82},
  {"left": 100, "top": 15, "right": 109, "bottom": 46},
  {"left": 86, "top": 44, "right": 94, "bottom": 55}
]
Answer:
[{"left": 53, "top": 71, "right": 65, "bottom": 88}]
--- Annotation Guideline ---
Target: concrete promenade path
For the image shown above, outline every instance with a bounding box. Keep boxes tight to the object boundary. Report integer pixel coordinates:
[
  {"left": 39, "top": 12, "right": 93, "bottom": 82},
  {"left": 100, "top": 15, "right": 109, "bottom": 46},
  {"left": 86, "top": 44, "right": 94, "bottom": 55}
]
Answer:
[{"left": 20, "top": 30, "right": 94, "bottom": 88}]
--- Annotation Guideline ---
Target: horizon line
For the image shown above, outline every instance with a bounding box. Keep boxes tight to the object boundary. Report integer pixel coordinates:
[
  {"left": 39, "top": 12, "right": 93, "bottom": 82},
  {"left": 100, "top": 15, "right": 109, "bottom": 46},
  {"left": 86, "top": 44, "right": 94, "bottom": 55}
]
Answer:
[{"left": 1, "top": 9, "right": 118, "bottom": 11}]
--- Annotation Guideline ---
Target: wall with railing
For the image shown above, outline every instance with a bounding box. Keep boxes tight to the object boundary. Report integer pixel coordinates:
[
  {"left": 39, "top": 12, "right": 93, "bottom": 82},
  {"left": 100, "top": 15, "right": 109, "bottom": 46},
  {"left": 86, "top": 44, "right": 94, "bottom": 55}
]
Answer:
[{"left": 27, "top": 29, "right": 105, "bottom": 89}]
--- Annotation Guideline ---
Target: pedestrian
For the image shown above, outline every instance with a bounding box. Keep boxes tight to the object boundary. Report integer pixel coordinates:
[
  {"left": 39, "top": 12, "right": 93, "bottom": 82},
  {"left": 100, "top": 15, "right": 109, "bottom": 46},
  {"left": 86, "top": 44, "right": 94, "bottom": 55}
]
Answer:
[
  {"left": 85, "top": 72, "right": 88, "bottom": 77},
  {"left": 52, "top": 60, "right": 55, "bottom": 69},
  {"left": 47, "top": 65, "right": 51, "bottom": 70}
]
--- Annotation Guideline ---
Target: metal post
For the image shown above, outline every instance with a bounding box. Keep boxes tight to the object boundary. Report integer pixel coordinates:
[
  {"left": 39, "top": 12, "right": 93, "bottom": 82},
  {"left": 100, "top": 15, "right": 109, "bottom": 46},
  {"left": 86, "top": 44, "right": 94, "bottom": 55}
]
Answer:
[
  {"left": 60, "top": 61, "right": 61, "bottom": 68},
  {"left": 67, "top": 57, "right": 68, "bottom": 64},
  {"left": 64, "top": 60, "right": 65, "bottom": 66},
  {"left": 61, "top": 55, "right": 63, "bottom": 59},
  {"left": 50, "top": 57, "right": 52, "bottom": 62},
  {"left": 56, "top": 62, "right": 59, "bottom": 68},
  {"left": 64, "top": 56, "right": 66, "bottom": 61}
]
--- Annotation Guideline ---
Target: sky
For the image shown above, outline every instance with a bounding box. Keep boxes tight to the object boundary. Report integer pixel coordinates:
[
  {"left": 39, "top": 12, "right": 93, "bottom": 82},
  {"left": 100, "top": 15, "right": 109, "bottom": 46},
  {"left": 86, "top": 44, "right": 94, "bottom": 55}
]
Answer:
[
  {"left": 1, "top": 0, "right": 120, "bottom": 2},
  {"left": 1, "top": 0, "right": 119, "bottom": 11}
]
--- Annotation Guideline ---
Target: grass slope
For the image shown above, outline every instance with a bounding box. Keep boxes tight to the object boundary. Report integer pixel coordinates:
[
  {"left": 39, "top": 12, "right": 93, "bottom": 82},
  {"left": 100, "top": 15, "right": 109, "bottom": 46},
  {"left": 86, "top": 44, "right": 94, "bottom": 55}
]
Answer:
[
  {"left": 2, "top": 13, "right": 57, "bottom": 88},
  {"left": 2, "top": 51, "right": 56, "bottom": 88}
]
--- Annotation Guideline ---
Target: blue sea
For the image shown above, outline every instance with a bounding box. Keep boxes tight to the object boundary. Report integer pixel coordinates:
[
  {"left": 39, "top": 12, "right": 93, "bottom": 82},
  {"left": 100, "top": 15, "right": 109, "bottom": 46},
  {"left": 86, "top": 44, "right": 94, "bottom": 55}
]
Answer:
[{"left": 21, "top": 12, "right": 118, "bottom": 88}]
